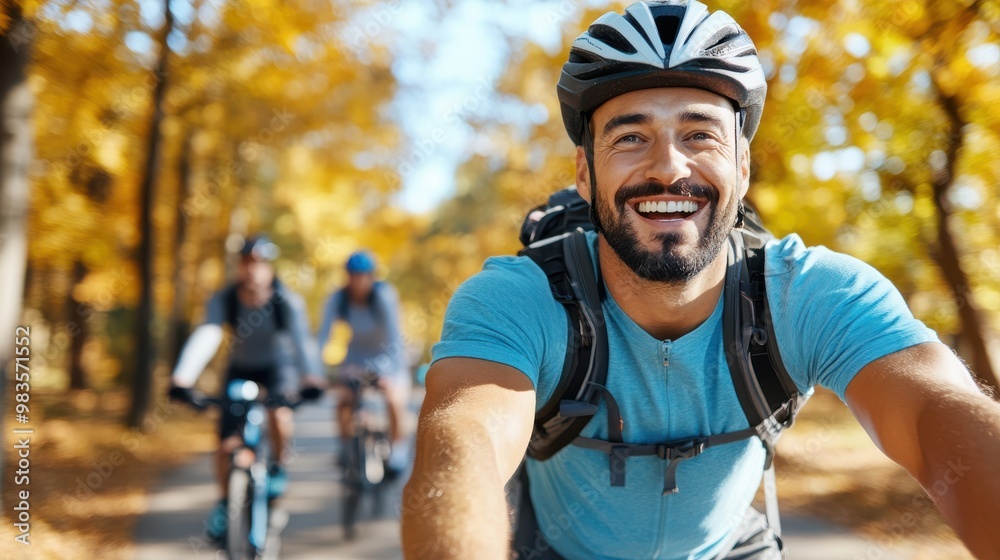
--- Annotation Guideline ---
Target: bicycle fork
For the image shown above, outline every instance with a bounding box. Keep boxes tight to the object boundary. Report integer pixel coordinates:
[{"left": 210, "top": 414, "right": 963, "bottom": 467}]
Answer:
[
  {"left": 238, "top": 406, "right": 270, "bottom": 554},
  {"left": 250, "top": 461, "right": 268, "bottom": 551}
]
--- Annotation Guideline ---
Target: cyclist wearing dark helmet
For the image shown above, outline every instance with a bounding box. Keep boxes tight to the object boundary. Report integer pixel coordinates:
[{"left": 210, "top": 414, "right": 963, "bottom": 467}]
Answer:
[
  {"left": 169, "top": 234, "right": 324, "bottom": 542},
  {"left": 403, "top": 1, "right": 1000, "bottom": 559},
  {"left": 317, "top": 250, "right": 412, "bottom": 477}
]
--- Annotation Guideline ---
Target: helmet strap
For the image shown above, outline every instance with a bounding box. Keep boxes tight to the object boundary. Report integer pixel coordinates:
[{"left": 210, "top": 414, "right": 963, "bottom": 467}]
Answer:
[
  {"left": 734, "top": 107, "right": 745, "bottom": 226},
  {"left": 735, "top": 108, "right": 740, "bottom": 205},
  {"left": 581, "top": 117, "right": 601, "bottom": 233}
]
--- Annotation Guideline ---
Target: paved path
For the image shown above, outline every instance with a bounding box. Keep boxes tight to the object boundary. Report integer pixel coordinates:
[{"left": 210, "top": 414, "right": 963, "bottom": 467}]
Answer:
[
  {"left": 133, "top": 395, "right": 405, "bottom": 560},
  {"left": 133, "top": 396, "right": 902, "bottom": 560}
]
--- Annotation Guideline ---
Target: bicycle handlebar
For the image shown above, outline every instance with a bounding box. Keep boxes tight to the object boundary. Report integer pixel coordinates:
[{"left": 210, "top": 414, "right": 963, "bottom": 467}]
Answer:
[
  {"left": 354, "top": 369, "right": 383, "bottom": 386},
  {"left": 180, "top": 385, "right": 317, "bottom": 412}
]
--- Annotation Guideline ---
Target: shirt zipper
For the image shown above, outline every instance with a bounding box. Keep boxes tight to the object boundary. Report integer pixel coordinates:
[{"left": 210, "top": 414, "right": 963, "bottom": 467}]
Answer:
[
  {"left": 651, "top": 496, "right": 669, "bottom": 559},
  {"left": 652, "top": 339, "right": 673, "bottom": 558},
  {"left": 661, "top": 340, "right": 672, "bottom": 367}
]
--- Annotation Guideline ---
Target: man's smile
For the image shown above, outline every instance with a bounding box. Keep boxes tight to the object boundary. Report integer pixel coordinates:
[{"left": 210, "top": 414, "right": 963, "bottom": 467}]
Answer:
[{"left": 626, "top": 195, "right": 709, "bottom": 226}]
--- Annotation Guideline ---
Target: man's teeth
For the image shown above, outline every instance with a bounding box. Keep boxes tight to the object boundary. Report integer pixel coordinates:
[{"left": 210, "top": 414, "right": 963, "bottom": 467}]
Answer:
[{"left": 637, "top": 200, "right": 700, "bottom": 214}]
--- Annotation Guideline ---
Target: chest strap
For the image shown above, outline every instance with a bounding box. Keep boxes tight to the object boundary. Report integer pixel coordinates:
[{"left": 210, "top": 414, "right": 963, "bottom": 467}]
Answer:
[
  {"left": 573, "top": 431, "right": 759, "bottom": 495},
  {"left": 567, "top": 383, "right": 770, "bottom": 495}
]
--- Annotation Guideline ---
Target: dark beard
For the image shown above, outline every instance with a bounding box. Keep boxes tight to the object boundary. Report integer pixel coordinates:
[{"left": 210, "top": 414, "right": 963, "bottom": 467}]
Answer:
[{"left": 594, "top": 180, "right": 735, "bottom": 283}]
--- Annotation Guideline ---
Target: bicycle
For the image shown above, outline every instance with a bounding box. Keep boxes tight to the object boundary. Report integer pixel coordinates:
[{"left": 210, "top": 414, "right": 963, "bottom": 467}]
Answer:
[
  {"left": 339, "top": 370, "right": 394, "bottom": 540},
  {"left": 183, "top": 379, "right": 313, "bottom": 560}
]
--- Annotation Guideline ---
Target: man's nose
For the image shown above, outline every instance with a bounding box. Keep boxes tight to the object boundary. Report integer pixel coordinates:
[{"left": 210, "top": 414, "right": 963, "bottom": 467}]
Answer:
[{"left": 643, "top": 139, "right": 691, "bottom": 185}]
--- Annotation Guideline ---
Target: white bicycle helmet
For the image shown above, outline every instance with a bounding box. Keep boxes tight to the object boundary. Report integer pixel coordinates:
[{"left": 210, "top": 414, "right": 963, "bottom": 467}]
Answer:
[{"left": 557, "top": 0, "right": 767, "bottom": 146}]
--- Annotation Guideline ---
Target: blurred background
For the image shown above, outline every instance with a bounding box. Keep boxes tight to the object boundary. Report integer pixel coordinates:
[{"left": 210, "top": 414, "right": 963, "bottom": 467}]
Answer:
[{"left": 0, "top": 0, "right": 998, "bottom": 558}]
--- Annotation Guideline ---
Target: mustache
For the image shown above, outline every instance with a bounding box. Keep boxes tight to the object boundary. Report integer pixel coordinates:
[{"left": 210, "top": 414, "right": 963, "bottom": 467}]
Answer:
[{"left": 614, "top": 180, "right": 719, "bottom": 212}]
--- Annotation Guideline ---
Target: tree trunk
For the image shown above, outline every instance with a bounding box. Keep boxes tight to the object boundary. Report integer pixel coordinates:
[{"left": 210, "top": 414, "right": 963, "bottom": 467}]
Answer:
[
  {"left": 930, "top": 84, "right": 999, "bottom": 394},
  {"left": 0, "top": 3, "right": 34, "bottom": 510},
  {"left": 166, "top": 130, "right": 193, "bottom": 365},
  {"left": 224, "top": 145, "right": 250, "bottom": 280},
  {"left": 127, "top": 0, "right": 174, "bottom": 428},
  {"left": 67, "top": 260, "right": 89, "bottom": 390}
]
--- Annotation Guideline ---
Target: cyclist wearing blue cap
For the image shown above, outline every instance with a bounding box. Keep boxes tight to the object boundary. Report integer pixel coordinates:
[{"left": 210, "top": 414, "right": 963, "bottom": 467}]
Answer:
[
  {"left": 317, "top": 250, "right": 412, "bottom": 477},
  {"left": 169, "top": 234, "right": 325, "bottom": 541}
]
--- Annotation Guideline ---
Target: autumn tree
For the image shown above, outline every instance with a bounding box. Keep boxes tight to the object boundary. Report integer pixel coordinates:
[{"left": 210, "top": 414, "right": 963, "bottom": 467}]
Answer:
[
  {"left": 0, "top": 0, "right": 34, "bottom": 510},
  {"left": 19, "top": 0, "right": 407, "bottom": 417},
  {"left": 746, "top": 0, "right": 1000, "bottom": 391},
  {"left": 126, "top": 0, "right": 173, "bottom": 428}
]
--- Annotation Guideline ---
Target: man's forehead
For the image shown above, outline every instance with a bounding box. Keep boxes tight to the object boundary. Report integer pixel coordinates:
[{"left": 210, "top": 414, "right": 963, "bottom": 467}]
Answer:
[{"left": 593, "top": 87, "right": 734, "bottom": 125}]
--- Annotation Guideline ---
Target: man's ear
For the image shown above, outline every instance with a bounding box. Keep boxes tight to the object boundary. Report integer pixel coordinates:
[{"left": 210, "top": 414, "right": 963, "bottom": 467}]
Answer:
[
  {"left": 738, "top": 142, "right": 751, "bottom": 199},
  {"left": 576, "top": 145, "right": 591, "bottom": 201}
]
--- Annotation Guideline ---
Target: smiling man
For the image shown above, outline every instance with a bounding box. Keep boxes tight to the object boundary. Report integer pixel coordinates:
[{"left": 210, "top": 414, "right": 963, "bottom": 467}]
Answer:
[{"left": 401, "top": 2, "right": 1000, "bottom": 559}]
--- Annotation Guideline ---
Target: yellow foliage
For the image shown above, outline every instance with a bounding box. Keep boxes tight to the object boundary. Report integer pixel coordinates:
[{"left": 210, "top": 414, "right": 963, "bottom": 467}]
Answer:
[
  {"left": 20, "top": 0, "right": 408, "bottom": 387},
  {"left": 17, "top": 0, "right": 1000, "bottom": 381},
  {"left": 392, "top": 0, "right": 1000, "bottom": 356}
]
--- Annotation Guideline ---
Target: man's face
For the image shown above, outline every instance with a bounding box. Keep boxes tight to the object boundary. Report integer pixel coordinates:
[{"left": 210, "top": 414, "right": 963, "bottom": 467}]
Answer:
[
  {"left": 577, "top": 87, "right": 750, "bottom": 283},
  {"left": 237, "top": 255, "right": 275, "bottom": 290},
  {"left": 347, "top": 272, "right": 374, "bottom": 300}
]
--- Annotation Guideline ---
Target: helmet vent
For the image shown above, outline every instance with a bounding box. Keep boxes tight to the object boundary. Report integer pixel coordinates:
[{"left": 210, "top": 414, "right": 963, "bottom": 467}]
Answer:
[
  {"left": 655, "top": 15, "right": 680, "bottom": 48},
  {"left": 588, "top": 23, "right": 638, "bottom": 55},
  {"left": 569, "top": 50, "right": 601, "bottom": 64},
  {"left": 557, "top": 1, "right": 767, "bottom": 145},
  {"left": 704, "top": 28, "right": 739, "bottom": 52}
]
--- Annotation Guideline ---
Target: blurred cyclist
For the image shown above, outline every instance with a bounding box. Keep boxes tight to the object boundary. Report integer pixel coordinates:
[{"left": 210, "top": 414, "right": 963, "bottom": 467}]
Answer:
[
  {"left": 168, "top": 234, "right": 324, "bottom": 541},
  {"left": 316, "top": 250, "right": 412, "bottom": 478}
]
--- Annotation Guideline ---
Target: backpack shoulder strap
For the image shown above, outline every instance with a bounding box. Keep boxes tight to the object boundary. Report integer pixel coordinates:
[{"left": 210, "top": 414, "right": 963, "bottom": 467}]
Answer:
[
  {"left": 742, "top": 231, "right": 800, "bottom": 416},
  {"left": 369, "top": 281, "right": 387, "bottom": 324},
  {"left": 336, "top": 286, "right": 350, "bottom": 321},
  {"left": 723, "top": 229, "right": 806, "bottom": 538},
  {"left": 722, "top": 231, "right": 801, "bottom": 447},
  {"left": 368, "top": 280, "right": 383, "bottom": 303},
  {"left": 271, "top": 277, "right": 289, "bottom": 331},
  {"left": 520, "top": 229, "right": 609, "bottom": 461},
  {"left": 223, "top": 283, "right": 239, "bottom": 328},
  {"left": 223, "top": 280, "right": 291, "bottom": 331}
]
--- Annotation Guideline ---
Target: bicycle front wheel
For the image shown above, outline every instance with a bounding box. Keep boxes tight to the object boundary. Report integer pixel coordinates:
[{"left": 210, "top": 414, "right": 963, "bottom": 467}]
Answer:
[
  {"left": 227, "top": 467, "right": 253, "bottom": 559},
  {"left": 341, "top": 433, "right": 366, "bottom": 540}
]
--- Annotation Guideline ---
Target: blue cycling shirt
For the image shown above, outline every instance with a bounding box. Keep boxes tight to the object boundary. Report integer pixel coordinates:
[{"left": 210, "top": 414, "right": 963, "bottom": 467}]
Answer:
[{"left": 431, "top": 231, "right": 938, "bottom": 559}]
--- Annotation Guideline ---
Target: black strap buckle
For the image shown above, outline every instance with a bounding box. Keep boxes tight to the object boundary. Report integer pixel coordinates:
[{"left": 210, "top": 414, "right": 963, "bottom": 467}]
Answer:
[
  {"left": 657, "top": 440, "right": 706, "bottom": 495},
  {"left": 609, "top": 444, "right": 629, "bottom": 487},
  {"left": 657, "top": 440, "right": 705, "bottom": 461}
]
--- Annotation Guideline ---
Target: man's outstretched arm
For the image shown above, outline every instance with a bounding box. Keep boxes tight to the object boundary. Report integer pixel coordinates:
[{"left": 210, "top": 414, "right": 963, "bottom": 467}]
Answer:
[
  {"left": 402, "top": 357, "right": 535, "bottom": 559},
  {"left": 846, "top": 342, "right": 1000, "bottom": 558}
]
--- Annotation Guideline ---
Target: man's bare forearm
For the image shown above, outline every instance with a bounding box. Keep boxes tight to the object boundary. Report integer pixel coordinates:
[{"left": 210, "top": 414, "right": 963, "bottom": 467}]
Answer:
[
  {"left": 915, "top": 389, "right": 1000, "bottom": 559},
  {"left": 848, "top": 344, "right": 1000, "bottom": 558},
  {"left": 401, "top": 406, "right": 511, "bottom": 559}
]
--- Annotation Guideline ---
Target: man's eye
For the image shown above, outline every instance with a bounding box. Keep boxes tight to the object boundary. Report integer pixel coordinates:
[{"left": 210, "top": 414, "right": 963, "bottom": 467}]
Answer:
[
  {"left": 616, "top": 134, "right": 642, "bottom": 144},
  {"left": 689, "top": 132, "right": 714, "bottom": 142}
]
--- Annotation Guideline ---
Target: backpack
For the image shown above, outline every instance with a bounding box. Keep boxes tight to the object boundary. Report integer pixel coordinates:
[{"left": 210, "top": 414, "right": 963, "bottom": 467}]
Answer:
[
  {"left": 516, "top": 185, "right": 807, "bottom": 537},
  {"left": 222, "top": 277, "right": 292, "bottom": 331},
  {"left": 333, "top": 281, "right": 386, "bottom": 324}
]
